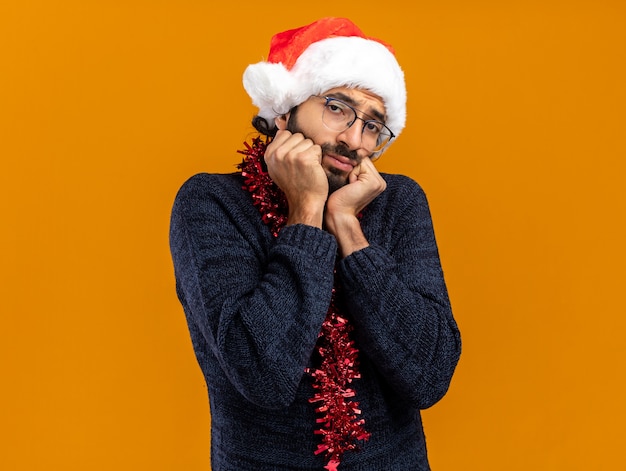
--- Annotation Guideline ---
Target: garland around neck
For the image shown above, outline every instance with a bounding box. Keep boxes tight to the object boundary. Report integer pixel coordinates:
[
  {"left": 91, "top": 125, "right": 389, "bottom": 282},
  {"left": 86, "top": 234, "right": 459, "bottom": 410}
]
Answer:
[{"left": 237, "top": 137, "right": 370, "bottom": 470}]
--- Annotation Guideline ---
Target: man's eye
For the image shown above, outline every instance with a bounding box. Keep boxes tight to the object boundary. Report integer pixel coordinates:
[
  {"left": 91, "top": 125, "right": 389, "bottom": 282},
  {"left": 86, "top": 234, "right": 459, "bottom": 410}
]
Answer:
[
  {"left": 365, "top": 121, "right": 383, "bottom": 134},
  {"left": 327, "top": 103, "right": 346, "bottom": 114}
]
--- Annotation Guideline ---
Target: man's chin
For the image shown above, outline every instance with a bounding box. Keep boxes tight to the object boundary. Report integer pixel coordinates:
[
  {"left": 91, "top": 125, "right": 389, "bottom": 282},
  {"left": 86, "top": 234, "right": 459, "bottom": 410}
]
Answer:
[{"left": 327, "top": 173, "right": 349, "bottom": 194}]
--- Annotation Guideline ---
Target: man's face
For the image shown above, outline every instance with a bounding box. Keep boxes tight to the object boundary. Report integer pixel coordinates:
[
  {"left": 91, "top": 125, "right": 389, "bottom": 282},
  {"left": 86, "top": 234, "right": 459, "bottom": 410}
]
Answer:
[{"left": 284, "top": 87, "right": 387, "bottom": 193}]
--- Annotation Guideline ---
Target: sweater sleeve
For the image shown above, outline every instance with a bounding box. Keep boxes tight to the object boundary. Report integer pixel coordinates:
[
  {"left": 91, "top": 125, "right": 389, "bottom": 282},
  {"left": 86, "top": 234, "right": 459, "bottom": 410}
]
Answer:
[
  {"left": 169, "top": 174, "right": 338, "bottom": 409},
  {"left": 338, "top": 176, "right": 461, "bottom": 410}
]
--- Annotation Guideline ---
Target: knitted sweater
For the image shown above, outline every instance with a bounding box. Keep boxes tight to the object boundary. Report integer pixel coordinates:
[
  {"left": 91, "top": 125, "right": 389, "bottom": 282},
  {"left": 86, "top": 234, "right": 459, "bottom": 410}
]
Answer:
[{"left": 169, "top": 171, "right": 461, "bottom": 470}]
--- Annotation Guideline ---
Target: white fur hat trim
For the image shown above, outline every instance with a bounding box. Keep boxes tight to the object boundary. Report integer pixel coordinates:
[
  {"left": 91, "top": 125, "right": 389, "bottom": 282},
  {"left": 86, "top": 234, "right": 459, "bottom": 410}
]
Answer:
[{"left": 243, "top": 35, "right": 406, "bottom": 145}]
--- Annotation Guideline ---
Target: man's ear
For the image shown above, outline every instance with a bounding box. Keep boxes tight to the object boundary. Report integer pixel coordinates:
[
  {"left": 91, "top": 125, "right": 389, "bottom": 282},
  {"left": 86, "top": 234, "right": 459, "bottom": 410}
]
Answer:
[{"left": 275, "top": 114, "right": 289, "bottom": 130}]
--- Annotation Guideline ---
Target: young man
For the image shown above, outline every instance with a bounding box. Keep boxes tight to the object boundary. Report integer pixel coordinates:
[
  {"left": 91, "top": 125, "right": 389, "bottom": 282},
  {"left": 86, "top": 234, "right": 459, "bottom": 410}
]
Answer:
[{"left": 170, "top": 17, "right": 461, "bottom": 471}]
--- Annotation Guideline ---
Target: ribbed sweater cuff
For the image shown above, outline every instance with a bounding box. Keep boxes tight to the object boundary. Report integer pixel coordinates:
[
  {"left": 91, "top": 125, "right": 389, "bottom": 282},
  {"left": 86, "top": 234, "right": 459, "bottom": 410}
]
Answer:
[
  {"left": 339, "top": 245, "right": 390, "bottom": 290},
  {"left": 276, "top": 224, "right": 338, "bottom": 260}
]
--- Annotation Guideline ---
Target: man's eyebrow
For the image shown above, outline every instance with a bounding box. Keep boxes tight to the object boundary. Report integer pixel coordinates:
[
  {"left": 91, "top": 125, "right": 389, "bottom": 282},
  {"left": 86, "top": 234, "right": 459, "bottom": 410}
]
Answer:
[{"left": 326, "top": 92, "right": 387, "bottom": 122}]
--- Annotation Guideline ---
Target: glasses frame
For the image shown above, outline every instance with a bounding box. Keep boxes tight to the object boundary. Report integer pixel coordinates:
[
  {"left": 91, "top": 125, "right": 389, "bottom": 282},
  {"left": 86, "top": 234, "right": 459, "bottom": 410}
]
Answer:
[{"left": 314, "top": 95, "right": 395, "bottom": 154}]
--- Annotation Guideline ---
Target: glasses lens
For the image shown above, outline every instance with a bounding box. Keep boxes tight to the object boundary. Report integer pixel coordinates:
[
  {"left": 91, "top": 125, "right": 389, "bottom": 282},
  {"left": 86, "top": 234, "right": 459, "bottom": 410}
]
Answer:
[
  {"left": 363, "top": 123, "right": 393, "bottom": 152},
  {"left": 321, "top": 99, "right": 355, "bottom": 131},
  {"left": 320, "top": 97, "right": 394, "bottom": 153}
]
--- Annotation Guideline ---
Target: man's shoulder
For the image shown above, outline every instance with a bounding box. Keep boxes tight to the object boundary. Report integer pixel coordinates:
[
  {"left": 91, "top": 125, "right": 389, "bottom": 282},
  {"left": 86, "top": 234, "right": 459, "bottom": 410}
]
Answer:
[
  {"left": 171, "top": 172, "right": 248, "bottom": 218},
  {"left": 175, "top": 172, "right": 242, "bottom": 197},
  {"left": 380, "top": 173, "right": 426, "bottom": 198},
  {"left": 381, "top": 172, "right": 418, "bottom": 185},
  {"left": 180, "top": 171, "right": 241, "bottom": 188}
]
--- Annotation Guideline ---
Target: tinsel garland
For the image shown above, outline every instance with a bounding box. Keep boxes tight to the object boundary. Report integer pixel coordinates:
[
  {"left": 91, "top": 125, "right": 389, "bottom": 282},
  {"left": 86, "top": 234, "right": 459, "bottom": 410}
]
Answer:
[
  {"left": 237, "top": 137, "right": 288, "bottom": 237},
  {"left": 237, "top": 137, "right": 370, "bottom": 470}
]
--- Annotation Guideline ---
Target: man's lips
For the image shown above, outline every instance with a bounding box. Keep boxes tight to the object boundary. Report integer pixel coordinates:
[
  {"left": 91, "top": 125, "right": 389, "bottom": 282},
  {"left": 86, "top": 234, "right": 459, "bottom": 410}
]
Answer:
[{"left": 324, "top": 153, "right": 356, "bottom": 172}]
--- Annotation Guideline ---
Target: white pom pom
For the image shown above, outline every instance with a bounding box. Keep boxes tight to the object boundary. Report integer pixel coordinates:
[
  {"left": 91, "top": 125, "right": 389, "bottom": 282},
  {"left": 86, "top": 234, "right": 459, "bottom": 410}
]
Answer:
[{"left": 243, "top": 62, "right": 296, "bottom": 121}]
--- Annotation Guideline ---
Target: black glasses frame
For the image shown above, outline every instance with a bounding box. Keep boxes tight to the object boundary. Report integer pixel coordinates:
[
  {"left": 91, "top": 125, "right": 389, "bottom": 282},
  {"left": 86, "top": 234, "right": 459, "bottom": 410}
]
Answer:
[{"left": 315, "top": 96, "right": 395, "bottom": 153}]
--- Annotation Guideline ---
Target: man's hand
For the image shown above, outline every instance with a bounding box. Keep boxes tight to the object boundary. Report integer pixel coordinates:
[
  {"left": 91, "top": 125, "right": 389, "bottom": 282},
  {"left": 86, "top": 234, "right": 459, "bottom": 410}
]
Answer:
[
  {"left": 264, "top": 130, "right": 329, "bottom": 228},
  {"left": 325, "top": 157, "right": 387, "bottom": 257}
]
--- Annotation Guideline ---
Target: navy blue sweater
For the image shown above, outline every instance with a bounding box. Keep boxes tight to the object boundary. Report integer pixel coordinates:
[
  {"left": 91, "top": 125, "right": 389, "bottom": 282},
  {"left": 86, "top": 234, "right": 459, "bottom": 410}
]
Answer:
[{"left": 169, "top": 171, "right": 461, "bottom": 470}]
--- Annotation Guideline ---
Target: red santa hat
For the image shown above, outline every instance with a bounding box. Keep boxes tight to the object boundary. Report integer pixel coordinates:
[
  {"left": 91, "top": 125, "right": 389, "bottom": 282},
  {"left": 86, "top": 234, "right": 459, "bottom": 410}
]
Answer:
[{"left": 243, "top": 17, "right": 406, "bottom": 148}]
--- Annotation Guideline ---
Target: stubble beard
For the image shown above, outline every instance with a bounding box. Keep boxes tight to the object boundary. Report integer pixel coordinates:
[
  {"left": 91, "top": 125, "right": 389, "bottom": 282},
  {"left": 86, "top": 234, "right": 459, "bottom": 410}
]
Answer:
[{"left": 286, "top": 109, "right": 361, "bottom": 194}]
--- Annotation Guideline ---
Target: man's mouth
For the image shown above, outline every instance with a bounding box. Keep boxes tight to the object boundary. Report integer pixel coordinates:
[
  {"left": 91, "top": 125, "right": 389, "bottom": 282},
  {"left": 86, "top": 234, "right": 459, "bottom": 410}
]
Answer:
[{"left": 324, "top": 152, "right": 356, "bottom": 173}]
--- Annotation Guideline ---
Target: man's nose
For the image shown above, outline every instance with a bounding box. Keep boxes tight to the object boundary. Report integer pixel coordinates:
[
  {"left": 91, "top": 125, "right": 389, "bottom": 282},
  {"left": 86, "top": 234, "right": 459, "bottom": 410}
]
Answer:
[{"left": 337, "top": 120, "right": 363, "bottom": 150}]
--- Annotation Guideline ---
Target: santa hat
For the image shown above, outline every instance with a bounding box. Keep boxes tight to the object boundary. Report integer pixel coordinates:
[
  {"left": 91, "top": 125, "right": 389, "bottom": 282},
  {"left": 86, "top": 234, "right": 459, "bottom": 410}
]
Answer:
[{"left": 243, "top": 17, "right": 406, "bottom": 147}]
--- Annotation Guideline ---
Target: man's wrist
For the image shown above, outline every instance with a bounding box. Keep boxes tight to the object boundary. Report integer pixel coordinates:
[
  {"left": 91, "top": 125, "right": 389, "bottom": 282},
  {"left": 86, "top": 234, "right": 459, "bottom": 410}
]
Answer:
[{"left": 325, "top": 212, "right": 369, "bottom": 257}]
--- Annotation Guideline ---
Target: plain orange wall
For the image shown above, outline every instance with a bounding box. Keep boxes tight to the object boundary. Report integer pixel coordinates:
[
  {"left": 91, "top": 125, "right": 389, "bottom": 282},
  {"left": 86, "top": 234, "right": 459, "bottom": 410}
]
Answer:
[{"left": 1, "top": 1, "right": 625, "bottom": 470}]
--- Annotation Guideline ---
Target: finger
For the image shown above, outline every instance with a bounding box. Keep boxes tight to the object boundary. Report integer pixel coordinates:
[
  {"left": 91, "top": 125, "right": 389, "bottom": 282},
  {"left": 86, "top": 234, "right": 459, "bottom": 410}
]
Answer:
[
  {"left": 356, "top": 156, "right": 375, "bottom": 173},
  {"left": 266, "top": 133, "right": 304, "bottom": 167},
  {"left": 278, "top": 135, "right": 322, "bottom": 164},
  {"left": 266, "top": 130, "right": 297, "bottom": 157},
  {"left": 348, "top": 164, "right": 361, "bottom": 184},
  {"left": 348, "top": 158, "right": 371, "bottom": 182},
  {"left": 271, "top": 129, "right": 293, "bottom": 145}
]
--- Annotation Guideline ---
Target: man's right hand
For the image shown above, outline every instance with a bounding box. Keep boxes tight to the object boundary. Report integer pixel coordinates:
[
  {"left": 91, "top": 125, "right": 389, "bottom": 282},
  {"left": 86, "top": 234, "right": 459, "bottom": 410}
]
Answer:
[{"left": 264, "top": 130, "right": 329, "bottom": 228}]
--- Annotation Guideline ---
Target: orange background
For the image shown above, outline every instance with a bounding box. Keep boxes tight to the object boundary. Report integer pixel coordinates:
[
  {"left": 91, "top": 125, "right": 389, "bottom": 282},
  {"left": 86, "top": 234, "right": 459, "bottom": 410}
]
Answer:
[{"left": 1, "top": 1, "right": 625, "bottom": 470}]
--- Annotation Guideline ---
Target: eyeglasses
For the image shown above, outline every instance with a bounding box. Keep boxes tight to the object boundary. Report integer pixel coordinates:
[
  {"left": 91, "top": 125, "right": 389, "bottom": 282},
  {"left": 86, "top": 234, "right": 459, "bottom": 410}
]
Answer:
[{"left": 314, "top": 96, "right": 395, "bottom": 154}]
